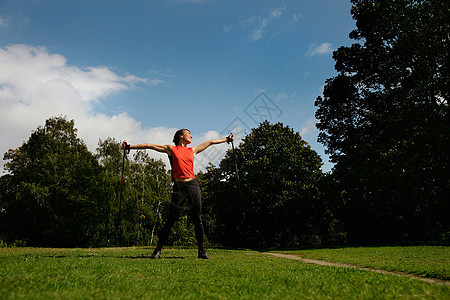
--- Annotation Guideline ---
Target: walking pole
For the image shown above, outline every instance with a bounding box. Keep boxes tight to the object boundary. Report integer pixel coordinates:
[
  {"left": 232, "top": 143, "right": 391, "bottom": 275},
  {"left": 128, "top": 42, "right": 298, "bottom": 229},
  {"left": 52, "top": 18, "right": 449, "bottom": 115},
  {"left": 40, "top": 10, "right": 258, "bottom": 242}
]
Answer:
[
  {"left": 118, "top": 142, "right": 130, "bottom": 245},
  {"left": 228, "top": 134, "right": 245, "bottom": 217}
]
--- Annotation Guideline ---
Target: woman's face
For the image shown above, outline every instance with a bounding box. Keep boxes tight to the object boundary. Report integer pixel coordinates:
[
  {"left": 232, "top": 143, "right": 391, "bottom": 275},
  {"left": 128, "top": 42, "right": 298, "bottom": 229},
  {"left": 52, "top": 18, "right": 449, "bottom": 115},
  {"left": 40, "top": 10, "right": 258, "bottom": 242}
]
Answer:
[{"left": 180, "top": 130, "right": 192, "bottom": 144}]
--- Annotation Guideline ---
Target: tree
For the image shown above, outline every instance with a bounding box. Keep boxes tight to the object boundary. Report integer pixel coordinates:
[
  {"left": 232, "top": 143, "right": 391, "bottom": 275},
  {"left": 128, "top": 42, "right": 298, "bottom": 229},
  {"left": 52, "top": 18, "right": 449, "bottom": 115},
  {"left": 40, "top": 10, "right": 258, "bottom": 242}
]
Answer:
[
  {"left": 94, "top": 137, "right": 124, "bottom": 246},
  {"left": 315, "top": 0, "right": 449, "bottom": 242},
  {"left": 94, "top": 139, "right": 173, "bottom": 247},
  {"left": 1, "top": 116, "right": 102, "bottom": 246},
  {"left": 202, "top": 121, "right": 327, "bottom": 247},
  {"left": 128, "top": 150, "right": 172, "bottom": 246},
  {"left": 1, "top": 118, "right": 195, "bottom": 247}
]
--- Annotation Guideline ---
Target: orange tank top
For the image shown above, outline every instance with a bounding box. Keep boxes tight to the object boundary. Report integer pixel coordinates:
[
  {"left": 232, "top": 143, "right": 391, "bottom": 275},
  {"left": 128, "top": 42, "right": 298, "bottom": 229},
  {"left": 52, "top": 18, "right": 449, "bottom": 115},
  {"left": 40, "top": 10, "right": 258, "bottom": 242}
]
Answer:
[{"left": 170, "top": 146, "right": 195, "bottom": 179}]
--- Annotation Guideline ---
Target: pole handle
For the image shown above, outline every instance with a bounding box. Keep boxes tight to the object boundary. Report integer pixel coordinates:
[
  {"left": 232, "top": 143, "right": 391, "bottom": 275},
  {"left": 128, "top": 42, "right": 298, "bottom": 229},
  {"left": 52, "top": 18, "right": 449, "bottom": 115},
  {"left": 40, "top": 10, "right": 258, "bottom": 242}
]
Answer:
[{"left": 226, "top": 133, "right": 233, "bottom": 144}]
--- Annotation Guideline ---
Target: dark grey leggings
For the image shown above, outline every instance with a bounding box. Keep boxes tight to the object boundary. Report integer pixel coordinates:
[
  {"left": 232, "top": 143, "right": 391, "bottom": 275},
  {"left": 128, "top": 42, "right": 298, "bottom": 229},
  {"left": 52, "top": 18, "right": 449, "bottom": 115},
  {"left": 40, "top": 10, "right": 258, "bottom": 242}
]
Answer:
[{"left": 155, "top": 179, "right": 205, "bottom": 250}]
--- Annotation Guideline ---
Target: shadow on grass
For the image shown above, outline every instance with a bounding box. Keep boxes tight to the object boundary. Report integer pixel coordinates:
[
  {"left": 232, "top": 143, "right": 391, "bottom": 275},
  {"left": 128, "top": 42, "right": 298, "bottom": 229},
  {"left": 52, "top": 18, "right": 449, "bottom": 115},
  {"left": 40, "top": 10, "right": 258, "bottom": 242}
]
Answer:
[
  {"left": 124, "top": 255, "right": 184, "bottom": 259},
  {"left": 35, "top": 254, "right": 185, "bottom": 259}
]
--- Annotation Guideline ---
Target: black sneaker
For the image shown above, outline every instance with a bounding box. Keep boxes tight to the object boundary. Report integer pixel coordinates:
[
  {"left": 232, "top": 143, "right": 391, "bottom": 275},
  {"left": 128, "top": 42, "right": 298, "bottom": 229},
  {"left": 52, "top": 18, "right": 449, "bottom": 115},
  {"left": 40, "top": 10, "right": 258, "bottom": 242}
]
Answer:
[
  {"left": 198, "top": 250, "right": 209, "bottom": 259},
  {"left": 150, "top": 249, "right": 161, "bottom": 259}
]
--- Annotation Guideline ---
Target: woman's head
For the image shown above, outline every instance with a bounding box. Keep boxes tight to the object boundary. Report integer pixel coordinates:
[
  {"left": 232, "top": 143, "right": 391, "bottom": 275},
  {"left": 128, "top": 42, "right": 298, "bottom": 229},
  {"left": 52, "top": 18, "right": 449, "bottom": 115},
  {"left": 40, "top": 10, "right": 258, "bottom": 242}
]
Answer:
[{"left": 173, "top": 129, "right": 191, "bottom": 145}]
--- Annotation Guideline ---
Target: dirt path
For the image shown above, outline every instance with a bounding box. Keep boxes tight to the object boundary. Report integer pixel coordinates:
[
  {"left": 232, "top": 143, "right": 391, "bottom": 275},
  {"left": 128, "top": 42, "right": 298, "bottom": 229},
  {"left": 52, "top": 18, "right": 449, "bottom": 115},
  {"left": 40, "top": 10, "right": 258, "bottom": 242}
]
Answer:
[{"left": 264, "top": 252, "right": 449, "bottom": 286}]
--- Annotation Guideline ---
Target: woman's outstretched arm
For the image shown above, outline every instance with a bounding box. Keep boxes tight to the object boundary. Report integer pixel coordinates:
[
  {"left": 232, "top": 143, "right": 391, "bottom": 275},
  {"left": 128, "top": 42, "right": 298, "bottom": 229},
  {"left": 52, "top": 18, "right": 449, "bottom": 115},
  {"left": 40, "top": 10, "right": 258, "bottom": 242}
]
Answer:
[
  {"left": 192, "top": 134, "right": 234, "bottom": 155},
  {"left": 123, "top": 141, "right": 172, "bottom": 155}
]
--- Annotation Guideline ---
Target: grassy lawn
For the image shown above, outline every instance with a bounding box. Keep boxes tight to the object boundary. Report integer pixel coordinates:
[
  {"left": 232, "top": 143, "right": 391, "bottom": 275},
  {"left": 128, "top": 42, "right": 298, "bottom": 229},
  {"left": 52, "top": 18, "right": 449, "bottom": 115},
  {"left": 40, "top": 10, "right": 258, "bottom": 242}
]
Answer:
[
  {"left": 276, "top": 245, "right": 450, "bottom": 280},
  {"left": 0, "top": 247, "right": 448, "bottom": 299}
]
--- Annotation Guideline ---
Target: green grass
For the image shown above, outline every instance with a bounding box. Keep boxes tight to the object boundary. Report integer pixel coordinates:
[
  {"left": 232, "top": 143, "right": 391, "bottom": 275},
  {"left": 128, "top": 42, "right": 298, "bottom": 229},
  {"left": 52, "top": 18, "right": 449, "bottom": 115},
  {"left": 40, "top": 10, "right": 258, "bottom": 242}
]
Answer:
[
  {"left": 276, "top": 245, "right": 450, "bottom": 280},
  {"left": 0, "top": 247, "right": 448, "bottom": 299}
]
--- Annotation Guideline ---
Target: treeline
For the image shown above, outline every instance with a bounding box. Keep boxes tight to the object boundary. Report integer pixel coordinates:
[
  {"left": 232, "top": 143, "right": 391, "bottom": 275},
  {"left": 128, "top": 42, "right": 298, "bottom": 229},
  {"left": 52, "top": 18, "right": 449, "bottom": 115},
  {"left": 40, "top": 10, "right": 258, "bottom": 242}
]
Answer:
[
  {"left": 0, "top": 117, "right": 331, "bottom": 248},
  {"left": 0, "top": 115, "right": 446, "bottom": 248},
  {"left": 0, "top": 117, "right": 172, "bottom": 247},
  {"left": 1, "top": 0, "right": 448, "bottom": 247}
]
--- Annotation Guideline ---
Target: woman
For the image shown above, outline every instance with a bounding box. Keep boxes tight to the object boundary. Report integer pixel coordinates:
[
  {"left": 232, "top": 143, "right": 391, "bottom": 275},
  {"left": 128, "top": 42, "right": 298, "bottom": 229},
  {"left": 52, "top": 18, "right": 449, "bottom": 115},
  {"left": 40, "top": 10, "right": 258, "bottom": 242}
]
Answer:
[{"left": 123, "top": 129, "right": 234, "bottom": 259}]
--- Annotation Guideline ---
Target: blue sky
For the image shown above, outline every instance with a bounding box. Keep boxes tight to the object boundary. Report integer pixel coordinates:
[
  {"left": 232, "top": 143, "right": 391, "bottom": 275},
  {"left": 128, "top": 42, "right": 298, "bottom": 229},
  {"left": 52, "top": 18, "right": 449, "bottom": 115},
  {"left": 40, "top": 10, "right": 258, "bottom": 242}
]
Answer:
[{"left": 0, "top": 0, "right": 356, "bottom": 173}]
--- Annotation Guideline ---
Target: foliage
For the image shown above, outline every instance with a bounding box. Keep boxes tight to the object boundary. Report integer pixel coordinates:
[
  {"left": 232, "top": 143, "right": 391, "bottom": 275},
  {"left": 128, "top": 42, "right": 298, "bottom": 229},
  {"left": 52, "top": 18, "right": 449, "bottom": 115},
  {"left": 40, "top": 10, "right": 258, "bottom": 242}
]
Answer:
[
  {"left": 93, "top": 138, "right": 174, "bottom": 247},
  {"left": 127, "top": 149, "right": 173, "bottom": 246},
  {"left": 0, "top": 117, "right": 175, "bottom": 247},
  {"left": 201, "top": 121, "right": 329, "bottom": 247},
  {"left": 315, "top": 0, "right": 449, "bottom": 242},
  {"left": 1, "top": 116, "right": 102, "bottom": 246}
]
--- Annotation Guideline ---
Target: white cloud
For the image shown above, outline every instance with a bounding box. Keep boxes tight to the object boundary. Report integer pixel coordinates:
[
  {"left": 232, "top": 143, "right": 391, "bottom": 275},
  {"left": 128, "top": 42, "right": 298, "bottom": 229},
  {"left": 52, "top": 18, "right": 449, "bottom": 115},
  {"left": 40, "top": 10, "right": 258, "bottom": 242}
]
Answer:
[
  {"left": 0, "top": 16, "right": 9, "bottom": 30},
  {"left": 148, "top": 78, "right": 166, "bottom": 86},
  {"left": 252, "top": 7, "right": 285, "bottom": 41},
  {"left": 150, "top": 69, "right": 175, "bottom": 78},
  {"left": 0, "top": 44, "right": 176, "bottom": 172},
  {"left": 223, "top": 24, "right": 233, "bottom": 32},
  {"left": 307, "top": 42, "right": 334, "bottom": 57},
  {"left": 292, "top": 13, "right": 301, "bottom": 22},
  {"left": 300, "top": 118, "right": 317, "bottom": 137},
  {"left": 0, "top": 14, "right": 29, "bottom": 31},
  {"left": 276, "top": 92, "right": 296, "bottom": 102},
  {"left": 225, "top": 7, "right": 286, "bottom": 42},
  {"left": 192, "top": 130, "right": 238, "bottom": 173},
  {"left": 171, "top": 0, "right": 210, "bottom": 3},
  {"left": 148, "top": 69, "right": 175, "bottom": 86}
]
